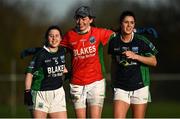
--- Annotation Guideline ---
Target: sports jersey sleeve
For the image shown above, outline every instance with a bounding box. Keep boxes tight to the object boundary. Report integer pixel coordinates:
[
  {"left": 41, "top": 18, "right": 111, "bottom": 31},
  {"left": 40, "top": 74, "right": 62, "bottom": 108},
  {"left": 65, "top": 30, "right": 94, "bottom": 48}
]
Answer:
[
  {"left": 25, "top": 58, "right": 35, "bottom": 74},
  {"left": 142, "top": 37, "right": 158, "bottom": 56},
  {"left": 108, "top": 37, "right": 114, "bottom": 55},
  {"left": 99, "top": 28, "right": 114, "bottom": 46},
  {"left": 60, "top": 32, "right": 72, "bottom": 49},
  {"left": 25, "top": 53, "right": 43, "bottom": 74}
]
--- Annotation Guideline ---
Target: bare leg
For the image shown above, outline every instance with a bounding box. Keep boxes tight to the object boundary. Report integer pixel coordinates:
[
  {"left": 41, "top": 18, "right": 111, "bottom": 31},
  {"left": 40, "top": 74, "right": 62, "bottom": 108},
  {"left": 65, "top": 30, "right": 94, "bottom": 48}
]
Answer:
[
  {"left": 114, "top": 100, "right": 130, "bottom": 118},
  {"left": 131, "top": 103, "right": 147, "bottom": 118},
  {"left": 49, "top": 111, "right": 67, "bottom": 118},
  {"left": 33, "top": 110, "right": 47, "bottom": 118},
  {"left": 75, "top": 108, "right": 86, "bottom": 119},
  {"left": 89, "top": 105, "right": 102, "bottom": 118}
]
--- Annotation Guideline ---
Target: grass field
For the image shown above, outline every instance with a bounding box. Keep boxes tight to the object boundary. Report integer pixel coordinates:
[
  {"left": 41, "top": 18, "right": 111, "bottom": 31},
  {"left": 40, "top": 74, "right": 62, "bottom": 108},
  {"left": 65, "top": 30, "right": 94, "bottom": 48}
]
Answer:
[
  {"left": 0, "top": 101, "right": 180, "bottom": 118},
  {"left": 0, "top": 75, "right": 180, "bottom": 118}
]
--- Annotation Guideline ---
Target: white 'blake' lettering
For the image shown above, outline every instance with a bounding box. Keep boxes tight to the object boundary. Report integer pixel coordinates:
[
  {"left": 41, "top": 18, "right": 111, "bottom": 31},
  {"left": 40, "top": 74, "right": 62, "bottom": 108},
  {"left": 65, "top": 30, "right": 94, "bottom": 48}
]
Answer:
[
  {"left": 73, "top": 45, "right": 96, "bottom": 56},
  {"left": 47, "top": 65, "right": 64, "bottom": 74}
]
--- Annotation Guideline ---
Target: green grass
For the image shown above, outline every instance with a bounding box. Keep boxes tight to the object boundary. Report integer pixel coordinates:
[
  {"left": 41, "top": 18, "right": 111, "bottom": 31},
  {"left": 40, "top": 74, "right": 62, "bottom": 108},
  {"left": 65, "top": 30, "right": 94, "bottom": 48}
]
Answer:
[
  {"left": 146, "top": 101, "right": 180, "bottom": 118},
  {"left": 0, "top": 101, "right": 180, "bottom": 118},
  {"left": 102, "top": 101, "right": 180, "bottom": 118}
]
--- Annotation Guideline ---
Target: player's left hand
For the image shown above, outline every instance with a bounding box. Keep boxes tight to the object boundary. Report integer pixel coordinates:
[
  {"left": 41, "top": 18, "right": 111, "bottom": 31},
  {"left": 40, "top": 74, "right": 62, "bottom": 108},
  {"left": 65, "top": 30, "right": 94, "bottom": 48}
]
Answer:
[
  {"left": 24, "top": 89, "right": 33, "bottom": 106},
  {"left": 135, "top": 27, "right": 158, "bottom": 39},
  {"left": 146, "top": 27, "right": 158, "bottom": 38}
]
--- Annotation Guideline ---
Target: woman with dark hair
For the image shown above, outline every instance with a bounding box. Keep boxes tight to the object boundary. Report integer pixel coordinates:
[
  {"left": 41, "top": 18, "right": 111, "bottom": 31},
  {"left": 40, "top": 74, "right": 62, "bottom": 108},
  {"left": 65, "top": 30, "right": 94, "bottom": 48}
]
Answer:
[
  {"left": 24, "top": 25, "right": 68, "bottom": 118},
  {"left": 60, "top": 6, "right": 114, "bottom": 118},
  {"left": 108, "top": 11, "right": 158, "bottom": 118}
]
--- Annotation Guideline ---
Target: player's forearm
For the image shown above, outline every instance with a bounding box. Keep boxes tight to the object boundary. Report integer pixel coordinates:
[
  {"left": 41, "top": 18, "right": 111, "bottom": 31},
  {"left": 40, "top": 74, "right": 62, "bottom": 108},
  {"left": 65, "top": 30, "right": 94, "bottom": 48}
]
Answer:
[
  {"left": 135, "top": 55, "right": 157, "bottom": 67},
  {"left": 25, "top": 73, "right": 33, "bottom": 90}
]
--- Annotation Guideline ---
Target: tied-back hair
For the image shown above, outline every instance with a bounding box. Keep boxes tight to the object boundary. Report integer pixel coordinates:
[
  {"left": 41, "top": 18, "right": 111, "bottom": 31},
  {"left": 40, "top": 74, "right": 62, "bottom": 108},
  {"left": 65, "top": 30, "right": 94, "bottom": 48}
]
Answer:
[
  {"left": 44, "top": 25, "right": 62, "bottom": 46},
  {"left": 119, "top": 10, "right": 136, "bottom": 24},
  {"left": 115, "top": 10, "right": 136, "bottom": 33}
]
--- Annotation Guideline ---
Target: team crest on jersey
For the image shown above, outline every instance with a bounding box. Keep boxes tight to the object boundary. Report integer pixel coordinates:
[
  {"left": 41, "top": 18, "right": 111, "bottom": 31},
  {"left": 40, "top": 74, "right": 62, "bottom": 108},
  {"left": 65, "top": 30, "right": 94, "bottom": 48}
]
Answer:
[
  {"left": 132, "top": 47, "right": 139, "bottom": 53},
  {"left": 89, "top": 36, "right": 96, "bottom": 44},
  {"left": 60, "top": 55, "right": 65, "bottom": 63}
]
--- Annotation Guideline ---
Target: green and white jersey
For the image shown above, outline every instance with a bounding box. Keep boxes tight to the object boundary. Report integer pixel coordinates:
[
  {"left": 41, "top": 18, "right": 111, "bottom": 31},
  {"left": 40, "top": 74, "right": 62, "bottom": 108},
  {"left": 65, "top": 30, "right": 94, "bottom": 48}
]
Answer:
[
  {"left": 26, "top": 46, "right": 66, "bottom": 91},
  {"left": 108, "top": 33, "right": 158, "bottom": 91}
]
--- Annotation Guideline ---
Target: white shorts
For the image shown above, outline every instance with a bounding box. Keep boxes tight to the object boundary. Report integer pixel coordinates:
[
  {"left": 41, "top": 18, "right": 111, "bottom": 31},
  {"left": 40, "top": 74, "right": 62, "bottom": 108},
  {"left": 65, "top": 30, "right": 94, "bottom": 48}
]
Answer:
[
  {"left": 114, "top": 86, "right": 151, "bottom": 104},
  {"left": 70, "top": 79, "right": 105, "bottom": 109},
  {"left": 31, "top": 87, "right": 66, "bottom": 113}
]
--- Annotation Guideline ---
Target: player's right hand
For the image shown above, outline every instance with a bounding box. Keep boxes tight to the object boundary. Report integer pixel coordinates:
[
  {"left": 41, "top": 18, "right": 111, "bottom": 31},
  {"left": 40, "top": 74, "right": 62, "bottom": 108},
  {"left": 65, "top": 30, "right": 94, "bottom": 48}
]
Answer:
[{"left": 24, "top": 89, "right": 33, "bottom": 106}]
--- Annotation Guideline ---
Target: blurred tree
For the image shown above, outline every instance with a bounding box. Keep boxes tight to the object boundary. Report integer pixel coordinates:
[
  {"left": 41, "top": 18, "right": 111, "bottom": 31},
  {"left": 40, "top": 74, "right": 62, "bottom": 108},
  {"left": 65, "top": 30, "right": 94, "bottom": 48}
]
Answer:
[
  {"left": 0, "top": 0, "right": 180, "bottom": 74},
  {"left": 0, "top": 1, "right": 48, "bottom": 73},
  {"left": 86, "top": 0, "right": 180, "bottom": 73}
]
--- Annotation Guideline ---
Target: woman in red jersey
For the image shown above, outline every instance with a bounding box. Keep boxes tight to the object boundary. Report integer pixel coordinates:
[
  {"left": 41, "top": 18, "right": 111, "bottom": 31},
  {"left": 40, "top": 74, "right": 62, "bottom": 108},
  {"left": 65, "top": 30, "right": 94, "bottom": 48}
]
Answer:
[{"left": 60, "top": 6, "right": 114, "bottom": 118}]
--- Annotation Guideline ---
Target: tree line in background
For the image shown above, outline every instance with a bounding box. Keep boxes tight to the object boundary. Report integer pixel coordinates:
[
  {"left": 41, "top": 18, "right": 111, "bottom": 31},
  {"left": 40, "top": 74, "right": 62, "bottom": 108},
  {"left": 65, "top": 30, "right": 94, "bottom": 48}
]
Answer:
[{"left": 0, "top": 0, "right": 180, "bottom": 74}]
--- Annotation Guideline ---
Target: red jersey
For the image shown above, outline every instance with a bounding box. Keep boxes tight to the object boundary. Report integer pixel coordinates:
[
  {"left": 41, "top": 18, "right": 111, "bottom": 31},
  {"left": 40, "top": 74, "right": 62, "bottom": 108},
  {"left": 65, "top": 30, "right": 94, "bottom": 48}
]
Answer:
[{"left": 61, "top": 27, "right": 113, "bottom": 85}]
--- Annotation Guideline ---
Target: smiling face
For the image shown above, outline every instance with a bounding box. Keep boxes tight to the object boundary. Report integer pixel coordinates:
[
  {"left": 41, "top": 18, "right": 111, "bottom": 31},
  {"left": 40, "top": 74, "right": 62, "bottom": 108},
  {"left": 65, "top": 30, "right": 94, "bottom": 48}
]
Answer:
[
  {"left": 121, "top": 15, "right": 135, "bottom": 35},
  {"left": 75, "top": 16, "right": 93, "bottom": 33},
  {"left": 48, "top": 29, "right": 62, "bottom": 48}
]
